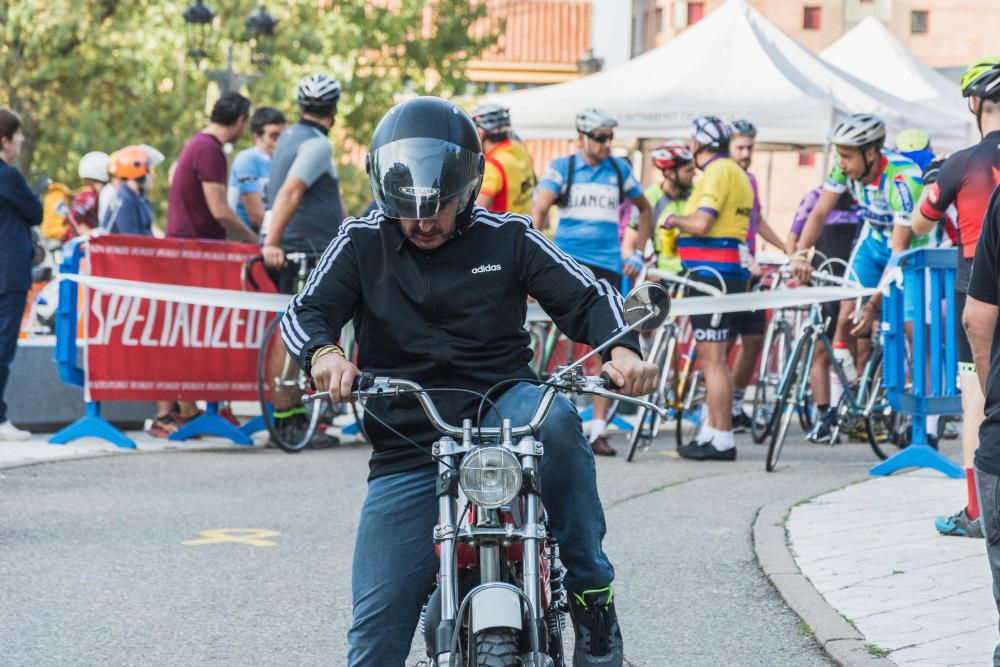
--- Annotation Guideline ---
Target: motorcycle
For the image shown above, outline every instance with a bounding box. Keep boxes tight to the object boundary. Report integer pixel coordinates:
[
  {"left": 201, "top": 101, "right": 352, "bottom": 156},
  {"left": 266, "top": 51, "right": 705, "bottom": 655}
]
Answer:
[{"left": 309, "top": 282, "right": 671, "bottom": 666}]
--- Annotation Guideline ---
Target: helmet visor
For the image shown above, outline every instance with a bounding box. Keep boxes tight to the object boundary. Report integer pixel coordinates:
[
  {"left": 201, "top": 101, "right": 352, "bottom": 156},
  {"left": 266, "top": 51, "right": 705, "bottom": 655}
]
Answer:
[{"left": 368, "top": 137, "right": 484, "bottom": 219}]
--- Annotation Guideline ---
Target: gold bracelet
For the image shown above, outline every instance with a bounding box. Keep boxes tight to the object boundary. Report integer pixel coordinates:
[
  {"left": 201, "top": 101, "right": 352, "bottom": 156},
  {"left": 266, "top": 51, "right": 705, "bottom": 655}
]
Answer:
[{"left": 311, "top": 345, "right": 345, "bottom": 369}]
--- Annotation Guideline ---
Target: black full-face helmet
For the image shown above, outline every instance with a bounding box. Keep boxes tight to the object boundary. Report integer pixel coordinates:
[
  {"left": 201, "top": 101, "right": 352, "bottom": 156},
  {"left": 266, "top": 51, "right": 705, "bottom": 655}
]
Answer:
[{"left": 366, "top": 96, "right": 485, "bottom": 220}]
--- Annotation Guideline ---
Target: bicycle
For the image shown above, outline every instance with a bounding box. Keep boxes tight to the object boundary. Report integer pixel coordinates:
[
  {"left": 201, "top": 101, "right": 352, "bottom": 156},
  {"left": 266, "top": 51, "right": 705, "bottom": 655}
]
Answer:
[
  {"left": 243, "top": 254, "right": 367, "bottom": 452},
  {"left": 764, "top": 265, "right": 899, "bottom": 471},
  {"left": 625, "top": 266, "right": 726, "bottom": 461}
]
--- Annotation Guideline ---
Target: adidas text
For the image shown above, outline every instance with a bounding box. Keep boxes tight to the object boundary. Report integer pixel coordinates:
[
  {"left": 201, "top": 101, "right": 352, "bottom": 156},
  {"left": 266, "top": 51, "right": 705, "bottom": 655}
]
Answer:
[{"left": 471, "top": 264, "right": 502, "bottom": 274}]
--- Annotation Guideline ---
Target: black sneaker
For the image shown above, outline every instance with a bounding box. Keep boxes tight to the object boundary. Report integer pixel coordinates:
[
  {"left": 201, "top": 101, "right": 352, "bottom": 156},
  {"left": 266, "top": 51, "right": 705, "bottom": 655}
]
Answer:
[
  {"left": 731, "top": 411, "right": 753, "bottom": 433},
  {"left": 568, "top": 587, "right": 623, "bottom": 667},
  {"left": 677, "top": 440, "right": 737, "bottom": 461},
  {"left": 807, "top": 409, "right": 837, "bottom": 444}
]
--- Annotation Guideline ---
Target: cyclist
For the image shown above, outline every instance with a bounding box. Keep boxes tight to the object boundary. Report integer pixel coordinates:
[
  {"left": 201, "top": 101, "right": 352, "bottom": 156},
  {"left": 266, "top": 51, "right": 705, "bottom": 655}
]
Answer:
[
  {"left": 67, "top": 152, "right": 110, "bottom": 239},
  {"left": 262, "top": 73, "right": 345, "bottom": 448},
  {"left": 227, "top": 106, "right": 286, "bottom": 233},
  {"left": 790, "top": 113, "right": 926, "bottom": 442},
  {"left": 532, "top": 108, "right": 652, "bottom": 456},
  {"left": 470, "top": 103, "right": 535, "bottom": 215},
  {"left": 622, "top": 139, "right": 693, "bottom": 276},
  {"left": 263, "top": 73, "right": 346, "bottom": 270},
  {"left": 101, "top": 146, "right": 154, "bottom": 236},
  {"left": 912, "top": 57, "right": 1000, "bottom": 538},
  {"left": 727, "top": 119, "right": 789, "bottom": 431},
  {"left": 894, "top": 127, "right": 936, "bottom": 171},
  {"left": 284, "top": 96, "right": 658, "bottom": 667},
  {"left": 661, "top": 116, "right": 754, "bottom": 461}
]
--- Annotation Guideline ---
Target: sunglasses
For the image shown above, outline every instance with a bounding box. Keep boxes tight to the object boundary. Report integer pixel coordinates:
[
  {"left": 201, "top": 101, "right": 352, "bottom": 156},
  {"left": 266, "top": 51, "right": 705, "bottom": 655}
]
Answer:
[{"left": 587, "top": 132, "right": 614, "bottom": 144}]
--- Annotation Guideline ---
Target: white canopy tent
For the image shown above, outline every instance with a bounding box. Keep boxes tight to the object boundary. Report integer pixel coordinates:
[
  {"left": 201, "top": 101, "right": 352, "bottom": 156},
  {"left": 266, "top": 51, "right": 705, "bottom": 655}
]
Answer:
[
  {"left": 486, "top": 0, "right": 971, "bottom": 152},
  {"left": 821, "top": 17, "right": 975, "bottom": 145}
]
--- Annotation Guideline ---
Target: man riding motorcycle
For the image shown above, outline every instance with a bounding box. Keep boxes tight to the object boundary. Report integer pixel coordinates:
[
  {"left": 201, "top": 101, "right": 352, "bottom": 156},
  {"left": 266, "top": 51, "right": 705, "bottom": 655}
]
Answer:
[{"left": 282, "top": 96, "right": 658, "bottom": 667}]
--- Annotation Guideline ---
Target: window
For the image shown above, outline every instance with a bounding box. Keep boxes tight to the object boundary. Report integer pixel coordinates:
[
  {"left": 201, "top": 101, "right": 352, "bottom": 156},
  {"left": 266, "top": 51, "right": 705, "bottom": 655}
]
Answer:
[
  {"left": 687, "top": 2, "right": 705, "bottom": 26},
  {"left": 911, "top": 10, "right": 929, "bottom": 34},
  {"left": 798, "top": 153, "right": 816, "bottom": 167},
  {"left": 803, "top": 6, "right": 821, "bottom": 30}
]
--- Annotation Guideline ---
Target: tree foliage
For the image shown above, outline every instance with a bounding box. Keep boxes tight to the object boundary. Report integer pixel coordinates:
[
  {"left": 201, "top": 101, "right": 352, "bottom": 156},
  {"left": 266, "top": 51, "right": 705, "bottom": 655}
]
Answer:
[{"left": 0, "top": 0, "right": 494, "bottom": 214}]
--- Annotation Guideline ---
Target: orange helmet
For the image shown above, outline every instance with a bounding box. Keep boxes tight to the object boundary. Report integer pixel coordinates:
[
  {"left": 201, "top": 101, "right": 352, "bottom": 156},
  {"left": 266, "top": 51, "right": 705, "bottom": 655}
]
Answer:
[{"left": 114, "top": 146, "right": 150, "bottom": 180}]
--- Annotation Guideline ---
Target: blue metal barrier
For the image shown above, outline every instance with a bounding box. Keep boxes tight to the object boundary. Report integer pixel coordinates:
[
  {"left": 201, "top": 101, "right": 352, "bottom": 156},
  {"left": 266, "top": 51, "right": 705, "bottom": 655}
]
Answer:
[
  {"left": 871, "top": 247, "right": 963, "bottom": 478},
  {"left": 50, "top": 239, "right": 135, "bottom": 449}
]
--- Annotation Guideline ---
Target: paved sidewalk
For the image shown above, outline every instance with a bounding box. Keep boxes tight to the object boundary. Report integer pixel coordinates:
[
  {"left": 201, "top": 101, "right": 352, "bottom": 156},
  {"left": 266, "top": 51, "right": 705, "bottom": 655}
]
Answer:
[{"left": 788, "top": 472, "right": 997, "bottom": 666}]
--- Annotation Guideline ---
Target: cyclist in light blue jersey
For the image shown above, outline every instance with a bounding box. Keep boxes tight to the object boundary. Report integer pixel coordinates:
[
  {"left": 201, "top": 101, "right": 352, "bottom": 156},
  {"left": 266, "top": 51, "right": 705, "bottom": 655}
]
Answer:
[
  {"left": 532, "top": 108, "right": 652, "bottom": 456},
  {"left": 227, "top": 107, "right": 286, "bottom": 233}
]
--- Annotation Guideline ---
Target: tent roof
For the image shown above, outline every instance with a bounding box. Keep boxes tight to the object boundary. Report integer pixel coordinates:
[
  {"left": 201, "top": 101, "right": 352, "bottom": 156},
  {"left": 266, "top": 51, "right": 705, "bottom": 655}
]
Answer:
[
  {"left": 487, "top": 0, "right": 971, "bottom": 151},
  {"left": 821, "top": 17, "right": 969, "bottom": 124}
]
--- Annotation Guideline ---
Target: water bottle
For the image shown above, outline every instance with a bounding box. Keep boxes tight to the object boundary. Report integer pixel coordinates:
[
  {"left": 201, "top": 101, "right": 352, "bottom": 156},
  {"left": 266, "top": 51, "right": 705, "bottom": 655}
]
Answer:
[{"left": 834, "top": 342, "right": 858, "bottom": 384}]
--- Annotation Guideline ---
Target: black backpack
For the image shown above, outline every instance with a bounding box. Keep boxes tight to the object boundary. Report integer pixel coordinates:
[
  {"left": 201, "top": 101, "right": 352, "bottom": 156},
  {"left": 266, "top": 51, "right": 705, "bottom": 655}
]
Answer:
[{"left": 555, "top": 154, "right": 627, "bottom": 208}]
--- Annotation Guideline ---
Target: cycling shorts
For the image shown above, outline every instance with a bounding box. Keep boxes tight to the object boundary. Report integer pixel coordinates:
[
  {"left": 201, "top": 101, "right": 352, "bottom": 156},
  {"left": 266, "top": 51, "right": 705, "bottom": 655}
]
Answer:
[
  {"left": 689, "top": 276, "right": 748, "bottom": 343},
  {"left": 814, "top": 223, "right": 859, "bottom": 340},
  {"left": 955, "top": 290, "right": 974, "bottom": 369},
  {"left": 847, "top": 235, "right": 919, "bottom": 322}
]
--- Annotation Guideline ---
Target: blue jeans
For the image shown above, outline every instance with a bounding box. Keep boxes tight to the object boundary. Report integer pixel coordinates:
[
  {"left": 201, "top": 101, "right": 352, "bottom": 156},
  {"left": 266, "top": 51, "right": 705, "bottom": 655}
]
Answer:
[
  {"left": 0, "top": 291, "right": 26, "bottom": 424},
  {"left": 976, "top": 466, "right": 1000, "bottom": 666},
  {"left": 347, "top": 382, "right": 614, "bottom": 666}
]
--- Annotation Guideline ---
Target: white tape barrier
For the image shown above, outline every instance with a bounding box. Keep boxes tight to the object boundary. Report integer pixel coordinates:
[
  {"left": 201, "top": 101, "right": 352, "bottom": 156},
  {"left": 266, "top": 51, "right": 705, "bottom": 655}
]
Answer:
[
  {"left": 62, "top": 274, "right": 292, "bottom": 313},
  {"left": 65, "top": 274, "right": 875, "bottom": 323}
]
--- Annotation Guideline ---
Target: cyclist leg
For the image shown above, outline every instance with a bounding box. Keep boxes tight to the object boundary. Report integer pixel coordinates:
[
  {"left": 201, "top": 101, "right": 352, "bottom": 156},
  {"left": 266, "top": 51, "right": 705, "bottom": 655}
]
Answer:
[
  {"left": 730, "top": 284, "right": 766, "bottom": 429},
  {"left": 581, "top": 263, "right": 623, "bottom": 457},
  {"left": 347, "top": 467, "right": 439, "bottom": 666},
  {"left": 847, "top": 236, "right": 888, "bottom": 368}
]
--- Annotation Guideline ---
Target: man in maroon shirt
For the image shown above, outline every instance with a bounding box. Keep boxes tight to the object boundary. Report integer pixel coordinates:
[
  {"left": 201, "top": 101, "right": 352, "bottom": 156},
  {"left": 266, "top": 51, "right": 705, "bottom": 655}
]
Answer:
[
  {"left": 154, "top": 93, "right": 257, "bottom": 437},
  {"left": 167, "top": 92, "right": 257, "bottom": 243}
]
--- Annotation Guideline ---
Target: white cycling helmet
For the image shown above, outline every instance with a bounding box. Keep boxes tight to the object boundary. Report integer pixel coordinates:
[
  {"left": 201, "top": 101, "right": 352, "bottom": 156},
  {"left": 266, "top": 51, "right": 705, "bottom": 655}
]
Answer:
[
  {"left": 297, "top": 73, "right": 342, "bottom": 111},
  {"left": 690, "top": 115, "right": 731, "bottom": 151},
  {"left": 575, "top": 108, "right": 618, "bottom": 134},
  {"left": 828, "top": 113, "right": 886, "bottom": 148},
  {"left": 471, "top": 103, "right": 511, "bottom": 133},
  {"left": 78, "top": 151, "right": 110, "bottom": 183},
  {"left": 137, "top": 144, "right": 166, "bottom": 169}
]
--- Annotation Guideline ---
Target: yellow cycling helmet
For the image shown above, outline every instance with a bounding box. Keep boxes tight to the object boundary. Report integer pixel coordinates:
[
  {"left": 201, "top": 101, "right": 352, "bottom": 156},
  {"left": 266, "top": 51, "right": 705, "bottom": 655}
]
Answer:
[
  {"left": 961, "top": 57, "right": 1000, "bottom": 99},
  {"left": 894, "top": 128, "right": 930, "bottom": 153}
]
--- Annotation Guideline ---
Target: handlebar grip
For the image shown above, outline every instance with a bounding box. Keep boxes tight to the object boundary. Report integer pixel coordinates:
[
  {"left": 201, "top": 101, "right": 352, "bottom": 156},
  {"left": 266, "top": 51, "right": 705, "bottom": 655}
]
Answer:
[
  {"left": 352, "top": 371, "right": 376, "bottom": 393},
  {"left": 243, "top": 256, "right": 264, "bottom": 292},
  {"left": 599, "top": 371, "right": 622, "bottom": 390}
]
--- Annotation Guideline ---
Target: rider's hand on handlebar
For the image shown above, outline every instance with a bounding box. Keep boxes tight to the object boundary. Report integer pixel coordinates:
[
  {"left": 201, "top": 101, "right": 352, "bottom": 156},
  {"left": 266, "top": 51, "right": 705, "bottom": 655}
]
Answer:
[
  {"left": 311, "top": 353, "right": 361, "bottom": 403},
  {"left": 262, "top": 244, "right": 286, "bottom": 269},
  {"left": 790, "top": 256, "right": 813, "bottom": 284},
  {"left": 602, "top": 347, "right": 658, "bottom": 397},
  {"left": 622, "top": 251, "right": 644, "bottom": 279}
]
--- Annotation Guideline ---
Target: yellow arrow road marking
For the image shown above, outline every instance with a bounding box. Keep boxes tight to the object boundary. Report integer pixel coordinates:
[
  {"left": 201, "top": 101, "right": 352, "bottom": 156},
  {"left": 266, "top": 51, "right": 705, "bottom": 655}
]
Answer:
[{"left": 182, "top": 528, "right": 281, "bottom": 547}]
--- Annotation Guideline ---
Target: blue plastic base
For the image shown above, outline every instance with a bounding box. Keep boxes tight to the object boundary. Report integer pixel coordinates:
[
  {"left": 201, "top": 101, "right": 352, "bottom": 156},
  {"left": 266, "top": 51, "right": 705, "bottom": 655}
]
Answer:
[
  {"left": 342, "top": 421, "right": 361, "bottom": 435},
  {"left": 240, "top": 414, "right": 268, "bottom": 436},
  {"left": 170, "top": 402, "right": 253, "bottom": 446},
  {"left": 578, "top": 405, "right": 634, "bottom": 432},
  {"left": 49, "top": 402, "right": 135, "bottom": 449},
  {"left": 869, "top": 444, "right": 964, "bottom": 479}
]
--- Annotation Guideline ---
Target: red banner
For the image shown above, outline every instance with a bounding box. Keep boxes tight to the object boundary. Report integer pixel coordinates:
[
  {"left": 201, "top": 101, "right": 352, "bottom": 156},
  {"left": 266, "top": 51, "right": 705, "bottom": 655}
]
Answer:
[{"left": 84, "top": 235, "right": 276, "bottom": 402}]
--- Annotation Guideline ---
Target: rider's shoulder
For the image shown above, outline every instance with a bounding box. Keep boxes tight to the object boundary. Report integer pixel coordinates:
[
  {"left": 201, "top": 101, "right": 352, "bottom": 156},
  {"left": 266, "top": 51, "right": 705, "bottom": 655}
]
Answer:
[
  {"left": 338, "top": 210, "right": 383, "bottom": 240},
  {"left": 473, "top": 207, "right": 532, "bottom": 233}
]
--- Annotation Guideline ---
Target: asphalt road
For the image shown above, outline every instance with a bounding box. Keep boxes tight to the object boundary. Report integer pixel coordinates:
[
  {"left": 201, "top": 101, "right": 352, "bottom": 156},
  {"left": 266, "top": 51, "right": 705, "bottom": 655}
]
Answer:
[{"left": 3, "top": 427, "right": 953, "bottom": 666}]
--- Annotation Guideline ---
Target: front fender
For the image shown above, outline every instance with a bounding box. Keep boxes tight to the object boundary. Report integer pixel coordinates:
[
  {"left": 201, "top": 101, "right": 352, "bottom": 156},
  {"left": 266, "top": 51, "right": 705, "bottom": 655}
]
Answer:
[{"left": 470, "top": 585, "right": 523, "bottom": 634}]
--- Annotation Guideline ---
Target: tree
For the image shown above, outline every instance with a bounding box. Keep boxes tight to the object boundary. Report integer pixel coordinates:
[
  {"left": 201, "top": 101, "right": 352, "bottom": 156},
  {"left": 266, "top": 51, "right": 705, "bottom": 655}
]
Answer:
[{"left": 0, "top": 0, "right": 495, "bottom": 214}]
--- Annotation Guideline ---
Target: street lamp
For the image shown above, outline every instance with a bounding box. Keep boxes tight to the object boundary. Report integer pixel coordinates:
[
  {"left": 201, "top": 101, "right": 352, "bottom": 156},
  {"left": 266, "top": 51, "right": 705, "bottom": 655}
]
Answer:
[
  {"left": 182, "top": 2, "right": 278, "bottom": 93},
  {"left": 576, "top": 49, "right": 605, "bottom": 75}
]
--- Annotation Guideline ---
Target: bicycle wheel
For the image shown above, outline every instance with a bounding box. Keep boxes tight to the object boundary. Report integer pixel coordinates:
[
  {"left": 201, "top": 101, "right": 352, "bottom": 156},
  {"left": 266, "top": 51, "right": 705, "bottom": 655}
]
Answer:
[
  {"left": 751, "top": 318, "right": 790, "bottom": 444},
  {"left": 766, "top": 346, "right": 807, "bottom": 472},
  {"left": 863, "top": 349, "right": 910, "bottom": 460},
  {"left": 626, "top": 328, "right": 675, "bottom": 462},
  {"left": 675, "top": 369, "right": 704, "bottom": 450},
  {"left": 257, "top": 316, "right": 321, "bottom": 452}
]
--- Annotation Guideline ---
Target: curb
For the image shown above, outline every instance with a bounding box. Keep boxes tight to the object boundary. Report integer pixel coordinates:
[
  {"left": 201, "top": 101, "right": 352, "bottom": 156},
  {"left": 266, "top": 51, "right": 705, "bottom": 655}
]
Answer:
[
  {"left": 753, "top": 498, "right": 895, "bottom": 667},
  {"left": 0, "top": 441, "right": 268, "bottom": 472}
]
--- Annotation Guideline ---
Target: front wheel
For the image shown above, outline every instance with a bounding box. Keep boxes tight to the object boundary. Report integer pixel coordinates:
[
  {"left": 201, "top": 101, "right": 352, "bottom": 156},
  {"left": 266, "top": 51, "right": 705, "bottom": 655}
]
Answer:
[{"left": 474, "top": 628, "right": 520, "bottom": 667}]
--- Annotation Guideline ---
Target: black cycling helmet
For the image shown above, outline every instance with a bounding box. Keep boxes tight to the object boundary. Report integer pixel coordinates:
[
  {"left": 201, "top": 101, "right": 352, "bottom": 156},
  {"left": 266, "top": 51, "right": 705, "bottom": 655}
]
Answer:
[{"left": 367, "top": 96, "right": 485, "bottom": 220}]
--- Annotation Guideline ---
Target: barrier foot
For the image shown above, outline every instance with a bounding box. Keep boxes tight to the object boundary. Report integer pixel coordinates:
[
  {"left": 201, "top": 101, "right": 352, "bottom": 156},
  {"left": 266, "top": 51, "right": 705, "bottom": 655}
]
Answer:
[
  {"left": 49, "top": 402, "right": 135, "bottom": 449},
  {"left": 342, "top": 421, "right": 361, "bottom": 435},
  {"left": 869, "top": 444, "right": 964, "bottom": 479},
  {"left": 240, "top": 413, "right": 270, "bottom": 437},
  {"left": 170, "top": 402, "right": 253, "bottom": 446}
]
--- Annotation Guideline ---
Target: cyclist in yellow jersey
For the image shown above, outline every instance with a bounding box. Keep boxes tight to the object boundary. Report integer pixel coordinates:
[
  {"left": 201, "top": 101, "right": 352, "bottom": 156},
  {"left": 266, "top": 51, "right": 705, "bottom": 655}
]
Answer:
[
  {"left": 471, "top": 104, "right": 536, "bottom": 215},
  {"left": 660, "top": 116, "right": 754, "bottom": 461}
]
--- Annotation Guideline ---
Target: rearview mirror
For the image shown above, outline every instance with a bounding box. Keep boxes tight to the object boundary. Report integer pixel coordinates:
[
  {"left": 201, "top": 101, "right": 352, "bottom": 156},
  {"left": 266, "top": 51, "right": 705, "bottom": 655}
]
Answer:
[{"left": 623, "top": 282, "right": 671, "bottom": 332}]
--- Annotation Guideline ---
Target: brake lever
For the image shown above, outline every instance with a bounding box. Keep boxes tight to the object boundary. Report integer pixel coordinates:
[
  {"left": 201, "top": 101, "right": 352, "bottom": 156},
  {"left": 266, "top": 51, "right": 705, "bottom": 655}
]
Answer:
[
  {"left": 593, "top": 372, "right": 668, "bottom": 419},
  {"left": 303, "top": 371, "right": 379, "bottom": 404}
]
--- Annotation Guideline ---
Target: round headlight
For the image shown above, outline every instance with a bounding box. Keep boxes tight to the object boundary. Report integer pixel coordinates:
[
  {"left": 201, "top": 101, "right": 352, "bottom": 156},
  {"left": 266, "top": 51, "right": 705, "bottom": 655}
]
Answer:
[{"left": 459, "top": 446, "right": 522, "bottom": 509}]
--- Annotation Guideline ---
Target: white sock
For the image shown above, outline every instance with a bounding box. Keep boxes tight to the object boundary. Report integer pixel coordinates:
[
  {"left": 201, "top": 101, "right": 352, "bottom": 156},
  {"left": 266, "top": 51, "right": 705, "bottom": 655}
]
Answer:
[
  {"left": 589, "top": 419, "right": 607, "bottom": 444},
  {"left": 713, "top": 430, "right": 735, "bottom": 451},
  {"left": 927, "top": 415, "right": 939, "bottom": 438},
  {"left": 697, "top": 424, "right": 716, "bottom": 444}
]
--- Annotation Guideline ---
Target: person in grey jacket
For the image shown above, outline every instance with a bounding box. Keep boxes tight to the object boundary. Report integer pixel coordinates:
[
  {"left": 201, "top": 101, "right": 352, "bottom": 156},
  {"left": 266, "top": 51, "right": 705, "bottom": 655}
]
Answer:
[{"left": 0, "top": 108, "right": 43, "bottom": 441}]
